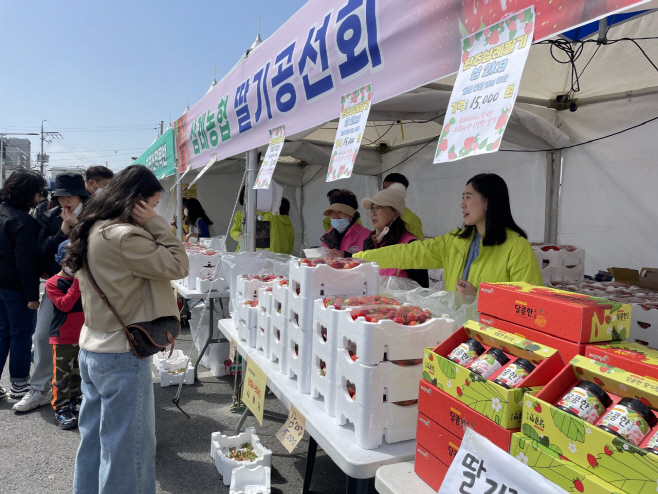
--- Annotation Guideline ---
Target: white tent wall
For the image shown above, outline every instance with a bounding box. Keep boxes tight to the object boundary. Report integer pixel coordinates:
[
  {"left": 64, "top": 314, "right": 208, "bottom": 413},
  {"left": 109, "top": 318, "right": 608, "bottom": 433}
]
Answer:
[
  {"left": 380, "top": 141, "right": 548, "bottom": 241},
  {"left": 558, "top": 93, "right": 658, "bottom": 275}
]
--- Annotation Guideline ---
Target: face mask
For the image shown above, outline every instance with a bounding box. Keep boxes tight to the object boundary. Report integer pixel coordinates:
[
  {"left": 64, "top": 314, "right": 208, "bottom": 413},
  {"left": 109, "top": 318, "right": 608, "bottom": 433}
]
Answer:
[
  {"left": 73, "top": 203, "right": 83, "bottom": 216},
  {"left": 93, "top": 181, "right": 104, "bottom": 197},
  {"left": 183, "top": 208, "right": 188, "bottom": 216},
  {"left": 330, "top": 217, "right": 351, "bottom": 232}
]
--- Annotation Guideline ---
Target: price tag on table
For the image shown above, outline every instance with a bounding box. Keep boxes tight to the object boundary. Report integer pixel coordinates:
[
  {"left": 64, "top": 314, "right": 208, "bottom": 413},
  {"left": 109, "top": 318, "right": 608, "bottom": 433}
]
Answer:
[
  {"left": 439, "top": 428, "right": 565, "bottom": 494},
  {"left": 241, "top": 360, "right": 267, "bottom": 425},
  {"left": 228, "top": 338, "right": 237, "bottom": 363},
  {"left": 275, "top": 405, "right": 306, "bottom": 453}
]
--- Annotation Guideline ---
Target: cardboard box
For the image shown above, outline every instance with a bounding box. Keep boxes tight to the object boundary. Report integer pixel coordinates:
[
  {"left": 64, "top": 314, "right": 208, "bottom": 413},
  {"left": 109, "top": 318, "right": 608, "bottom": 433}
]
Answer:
[
  {"left": 609, "top": 267, "right": 658, "bottom": 291},
  {"left": 418, "top": 380, "right": 518, "bottom": 451},
  {"left": 479, "top": 313, "right": 585, "bottom": 365},
  {"left": 523, "top": 356, "right": 658, "bottom": 492},
  {"left": 477, "top": 282, "right": 632, "bottom": 343},
  {"left": 422, "top": 320, "right": 564, "bottom": 429},
  {"left": 585, "top": 340, "right": 658, "bottom": 381},
  {"left": 509, "top": 433, "right": 623, "bottom": 494},
  {"left": 416, "top": 412, "right": 462, "bottom": 467},
  {"left": 414, "top": 443, "right": 450, "bottom": 492}
]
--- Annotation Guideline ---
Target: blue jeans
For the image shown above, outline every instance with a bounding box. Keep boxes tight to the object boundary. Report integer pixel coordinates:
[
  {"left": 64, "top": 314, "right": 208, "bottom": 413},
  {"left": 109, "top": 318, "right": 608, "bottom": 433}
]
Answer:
[
  {"left": 73, "top": 350, "right": 156, "bottom": 494},
  {"left": 0, "top": 287, "right": 38, "bottom": 383}
]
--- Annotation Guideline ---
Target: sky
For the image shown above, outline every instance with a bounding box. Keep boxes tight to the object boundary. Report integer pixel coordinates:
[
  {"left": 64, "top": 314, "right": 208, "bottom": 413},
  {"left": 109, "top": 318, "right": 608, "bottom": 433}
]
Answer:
[{"left": 1, "top": 0, "right": 306, "bottom": 175}]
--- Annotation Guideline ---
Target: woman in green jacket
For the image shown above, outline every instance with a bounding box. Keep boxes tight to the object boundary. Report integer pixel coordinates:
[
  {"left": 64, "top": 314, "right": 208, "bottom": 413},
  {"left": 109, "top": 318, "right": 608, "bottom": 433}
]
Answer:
[{"left": 354, "top": 173, "right": 542, "bottom": 296}]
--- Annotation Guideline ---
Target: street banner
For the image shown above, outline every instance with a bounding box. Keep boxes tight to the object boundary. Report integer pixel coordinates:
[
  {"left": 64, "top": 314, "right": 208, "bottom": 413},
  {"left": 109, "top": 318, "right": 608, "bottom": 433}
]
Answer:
[
  {"left": 327, "top": 84, "right": 372, "bottom": 182},
  {"left": 435, "top": 7, "right": 534, "bottom": 163},
  {"left": 255, "top": 125, "right": 286, "bottom": 189},
  {"left": 133, "top": 128, "right": 176, "bottom": 179}
]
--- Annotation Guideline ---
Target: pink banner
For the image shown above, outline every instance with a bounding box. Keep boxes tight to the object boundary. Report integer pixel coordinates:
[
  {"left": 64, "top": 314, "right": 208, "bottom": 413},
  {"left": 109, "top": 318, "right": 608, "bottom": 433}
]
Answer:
[{"left": 177, "top": 0, "right": 647, "bottom": 172}]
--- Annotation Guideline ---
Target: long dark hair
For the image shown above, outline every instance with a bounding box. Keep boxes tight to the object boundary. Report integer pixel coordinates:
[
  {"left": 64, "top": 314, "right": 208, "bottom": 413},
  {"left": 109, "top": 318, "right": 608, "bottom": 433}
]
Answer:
[
  {"left": 456, "top": 173, "right": 527, "bottom": 246},
  {"left": 0, "top": 169, "right": 47, "bottom": 210},
  {"left": 184, "top": 197, "right": 213, "bottom": 226},
  {"left": 65, "top": 165, "right": 164, "bottom": 272}
]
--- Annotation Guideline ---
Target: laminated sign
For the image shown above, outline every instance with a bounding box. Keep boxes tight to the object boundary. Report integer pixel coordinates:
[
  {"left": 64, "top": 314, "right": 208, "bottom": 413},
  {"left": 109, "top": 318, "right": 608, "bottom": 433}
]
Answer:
[
  {"left": 326, "top": 84, "right": 372, "bottom": 182},
  {"left": 254, "top": 125, "right": 286, "bottom": 189},
  {"left": 435, "top": 7, "right": 535, "bottom": 163},
  {"left": 439, "top": 428, "right": 566, "bottom": 494},
  {"left": 242, "top": 360, "right": 267, "bottom": 426}
]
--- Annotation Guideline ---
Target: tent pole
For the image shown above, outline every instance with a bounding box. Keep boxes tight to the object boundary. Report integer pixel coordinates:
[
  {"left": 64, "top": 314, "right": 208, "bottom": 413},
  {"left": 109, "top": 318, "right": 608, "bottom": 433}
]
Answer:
[
  {"left": 245, "top": 149, "right": 258, "bottom": 252},
  {"left": 176, "top": 164, "right": 183, "bottom": 241},
  {"left": 544, "top": 150, "right": 561, "bottom": 244}
]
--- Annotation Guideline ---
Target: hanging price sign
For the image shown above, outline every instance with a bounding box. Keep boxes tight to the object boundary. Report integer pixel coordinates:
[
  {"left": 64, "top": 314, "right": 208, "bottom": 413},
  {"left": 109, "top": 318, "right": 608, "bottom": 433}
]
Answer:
[
  {"left": 275, "top": 405, "right": 306, "bottom": 453},
  {"left": 241, "top": 360, "right": 267, "bottom": 425}
]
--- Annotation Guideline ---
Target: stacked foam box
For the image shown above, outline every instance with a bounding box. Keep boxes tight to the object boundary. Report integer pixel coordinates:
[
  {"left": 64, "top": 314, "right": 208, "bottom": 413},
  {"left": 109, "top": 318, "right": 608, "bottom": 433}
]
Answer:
[
  {"left": 531, "top": 243, "right": 585, "bottom": 284},
  {"left": 189, "top": 303, "right": 230, "bottom": 374},
  {"left": 229, "top": 465, "right": 271, "bottom": 494},
  {"left": 210, "top": 427, "right": 272, "bottom": 487},
  {"left": 237, "top": 300, "right": 259, "bottom": 348},
  {"left": 235, "top": 275, "right": 283, "bottom": 348},
  {"left": 284, "top": 259, "right": 380, "bottom": 394},
  {"left": 269, "top": 281, "right": 291, "bottom": 374},
  {"left": 255, "top": 286, "right": 273, "bottom": 358},
  {"left": 310, "top": 294, "right": 402, "bottom": 417},
  {"left": 334, "top": 306, "right": 455, "bottom": 449},
  {"left": 179, "top": 243, "right": 221, "bottom": 289}
]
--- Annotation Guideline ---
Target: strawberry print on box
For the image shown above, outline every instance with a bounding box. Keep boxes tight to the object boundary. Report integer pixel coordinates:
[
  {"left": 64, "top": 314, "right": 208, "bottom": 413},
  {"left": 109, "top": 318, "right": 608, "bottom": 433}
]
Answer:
[
  {"left": 478, "top": 282, "right": 632, "bottom": 344},
  {"left": 435, "top": 8, "right": 534, "bottom": 163}
]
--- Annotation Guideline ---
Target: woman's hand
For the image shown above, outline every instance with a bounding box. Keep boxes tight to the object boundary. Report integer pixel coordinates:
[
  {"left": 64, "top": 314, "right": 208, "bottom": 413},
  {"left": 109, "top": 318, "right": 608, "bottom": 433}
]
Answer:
[
  {"left": 60, "top": 208, "right": 78, "bottom": 233},
  {"left": 131, "top": 200, "right": 158, "bottom": 227},
  {"left": 327, "top": 248, "right": 344, "bottom": 259},
  {"left": 456, "top": 279, "right": 477, "bottom": 297},
  {"left": 185, "top": 233, "right": 199, "bottom": 242},
  {"left": 28, "top": 301, "right": 40, "bottom": 310}
]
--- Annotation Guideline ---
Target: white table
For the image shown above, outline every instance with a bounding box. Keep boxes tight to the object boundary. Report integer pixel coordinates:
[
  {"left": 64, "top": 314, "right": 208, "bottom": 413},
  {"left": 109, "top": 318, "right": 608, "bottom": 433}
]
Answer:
[
  {"left": 174, "top": 282, "right": 229, "bottom": 379},
  {"left": 218, "top": 319, "right": 416, "bottom": 494},
  {"left": 375, "top": 461, "right": 435, "bottom": 494}
]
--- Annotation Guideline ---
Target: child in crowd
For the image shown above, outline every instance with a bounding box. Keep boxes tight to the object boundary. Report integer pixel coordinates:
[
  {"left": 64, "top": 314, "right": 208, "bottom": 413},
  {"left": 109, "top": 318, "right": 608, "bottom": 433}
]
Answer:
[{"left": 45, "top": 240, "right": 84, "bottom": 430}]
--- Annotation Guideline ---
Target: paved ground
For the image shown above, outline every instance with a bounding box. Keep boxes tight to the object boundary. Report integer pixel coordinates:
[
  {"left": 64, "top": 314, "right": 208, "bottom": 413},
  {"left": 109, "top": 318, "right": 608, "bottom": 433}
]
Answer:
[{"left": 0, "top": 324, "right": 379, "bottom": 494}]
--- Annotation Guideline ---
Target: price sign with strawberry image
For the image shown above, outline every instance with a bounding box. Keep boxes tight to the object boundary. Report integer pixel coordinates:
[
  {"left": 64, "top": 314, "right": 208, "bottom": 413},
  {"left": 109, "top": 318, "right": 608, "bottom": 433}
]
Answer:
[
  {"left": 326, "top": 84, "right": 372, "bottom": 182},
  {"left": 254, "top": 125, "right": 286, "bottom": 190},
  {"left": 434, "top": 7, "right": 535, "bottom": 164}
]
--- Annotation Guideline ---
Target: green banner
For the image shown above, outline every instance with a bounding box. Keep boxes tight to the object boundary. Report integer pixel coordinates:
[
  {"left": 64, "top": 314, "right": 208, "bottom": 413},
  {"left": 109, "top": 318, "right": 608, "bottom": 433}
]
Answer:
[{"left": 133, "top": 128, "right": 176, "bottom": 179}]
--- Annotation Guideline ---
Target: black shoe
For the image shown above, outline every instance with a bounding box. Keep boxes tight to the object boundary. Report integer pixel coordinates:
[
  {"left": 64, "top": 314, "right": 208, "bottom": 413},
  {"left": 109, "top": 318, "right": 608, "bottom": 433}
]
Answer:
[
  {"left": 69, "top": 396, "right": 83, "bottom": 415},
  {"left": 9, "top": 382, "right": 30, "bottom": 399},
  {"left": 55, "top": 406, "right": 78, "bottom": 430}
]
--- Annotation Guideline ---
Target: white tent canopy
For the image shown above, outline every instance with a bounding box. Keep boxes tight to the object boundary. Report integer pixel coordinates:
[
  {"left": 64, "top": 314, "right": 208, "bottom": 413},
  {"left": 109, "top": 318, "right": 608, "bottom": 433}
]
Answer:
[{"left": 159, "top": 6, "right": 658, "bottom": 275}]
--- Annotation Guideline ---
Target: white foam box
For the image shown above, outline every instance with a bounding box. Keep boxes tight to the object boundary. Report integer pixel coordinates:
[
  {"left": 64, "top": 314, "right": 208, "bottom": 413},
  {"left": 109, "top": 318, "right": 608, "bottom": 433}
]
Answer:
[
  {"left": 210, "top": 427, "right": 272, "bottom": 486},
  {"left": 236, "top": 275, "right": 282, "bottom": 302},
  {"left": 230, "top": 465, "right": 271, "bottom": 494},
  {"left": 182, "top": 252, "right": 222, "bottom": 288},
  {"left": 288, "top": 261, "right": 379, "bottom": 300},
  {"left": 256, "top": 308, "right": 271, "bottom": 358},
  {"left": 196, "top": 275, "right": 229, "bottom": 293},
  {"left": 287, "top": 291, "right": 317, "bottom": 332},
  {"left": 334, "top": 388, "right": 418, "bottom": 450},
  {"left": 336, "top": 311, "right": 456, "bottom": 366},
  {"left": 257, "top": 286, "right": 273, "bottom": 314},
  {"left": 268, "top": 309, "right": 288, "bottom": 373},
  {"left": 237, "top": 302, "right": 259, "bottom": 347},
  {"left": 159, "top": 362, "right": 195, "bottom": 387},
  {"left": 204, "top": 342, "right": 233, "bottom": 377},
  {"left": 335, "top": 348, "right": 422, "bottom": 407},
  {"left": 152, "top": 349, "right": 185, "bottom": 371},
  {"left": 631, "top": 302, "right": 658, "bottom": 346},
  {"left": 533, "top": 245, "right": 585, "bottom": 269},
  {"left": 270, "top": 282, "right": 290, "bottom": 318},
  {"left": 284, "top": 322, "right": 312, "bottom": 394},
  {"left": 540, "top": 264, "right": 585, "bottom": 284},
  {"left": 310, "top": 365, "right": 337, "bottom": 417}
]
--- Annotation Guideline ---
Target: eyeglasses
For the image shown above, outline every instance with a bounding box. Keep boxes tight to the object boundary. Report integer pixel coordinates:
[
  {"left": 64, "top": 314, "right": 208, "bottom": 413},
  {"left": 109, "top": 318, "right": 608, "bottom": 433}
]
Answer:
[{"left": 369, "top": 205, "right": 386, "bottom": 214}]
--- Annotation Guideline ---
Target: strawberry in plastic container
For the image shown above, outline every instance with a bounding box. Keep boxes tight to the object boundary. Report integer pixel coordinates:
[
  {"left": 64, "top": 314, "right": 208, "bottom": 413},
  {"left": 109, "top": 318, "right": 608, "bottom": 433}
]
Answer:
[
  {"left": 322, "top": 294, "right": 401, "bottom": 310},
  {"left": 349, "top": 305, "right": 432, "bottom": 326},
  {"left": 298, "top": 257, "right": 366, "bottom": 269},
  {"left": 243, "top": 274, "right": 282, "bottom": 282},
  {"left": 243, "top": 300, "right": 259, "bottom": 308}
]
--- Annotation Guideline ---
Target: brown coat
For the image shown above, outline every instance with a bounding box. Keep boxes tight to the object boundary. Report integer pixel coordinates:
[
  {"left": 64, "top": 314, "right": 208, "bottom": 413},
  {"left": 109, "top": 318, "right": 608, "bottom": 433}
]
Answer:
[{"left": 77, "top": 215, "right": 189, "bottom": 353}]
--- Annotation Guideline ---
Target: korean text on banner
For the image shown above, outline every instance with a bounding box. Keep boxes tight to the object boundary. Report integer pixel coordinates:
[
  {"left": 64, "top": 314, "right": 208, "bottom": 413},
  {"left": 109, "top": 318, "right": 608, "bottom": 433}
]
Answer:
[
  {"left": 133, "top": 128, "right": 177, "bottom": 180},
  {"left": 439, "top": 428, "right": 566, "bottom": 494},
  {"left": 241, "top": 360, "right": 267, "bottom": 426},
  {"left": 326, "top": 84, "right": 372, "bottom": 182},
  {"left": 435, "top": 8, "right": 535, "bottom": 163},
  {"left": 255, "top": 125, "right": 286, "bottom": 189}
]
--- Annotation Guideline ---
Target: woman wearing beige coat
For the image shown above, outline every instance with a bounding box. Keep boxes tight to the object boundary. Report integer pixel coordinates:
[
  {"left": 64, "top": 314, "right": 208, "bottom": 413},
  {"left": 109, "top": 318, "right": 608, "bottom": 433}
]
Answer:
[{"left": 65, "top": 165, "right": 189, "bottom": 494}]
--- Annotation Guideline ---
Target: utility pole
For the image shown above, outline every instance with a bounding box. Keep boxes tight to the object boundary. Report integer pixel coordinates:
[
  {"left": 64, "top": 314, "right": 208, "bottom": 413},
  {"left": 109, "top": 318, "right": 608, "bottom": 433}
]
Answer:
[{"left": 40, "top": 120, "right": 45, "bottom": 176}]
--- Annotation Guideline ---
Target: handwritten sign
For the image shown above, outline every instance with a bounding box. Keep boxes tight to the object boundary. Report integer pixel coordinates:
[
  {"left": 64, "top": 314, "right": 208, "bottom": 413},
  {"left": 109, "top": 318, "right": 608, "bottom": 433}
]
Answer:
[
  {"left": 241, "top": 360, "right": 267, "bottom": 425},
  {"left": 228, "top": 338, "right": 237, "bottom": 363},
  {"left": 326, "top": 84, "right": 372, "bottom": 182},
  {"left": 275, "top": 405, "right": 306, "bottom": 453},
  {"left": 439, "top": 428, "right": 564, "bottom": 494},
  {"left": 435, "top": 8, "right": 535, "bottom": 163},
  {"left": 254, "top": 125, "right": 285, "bottom": 189}
]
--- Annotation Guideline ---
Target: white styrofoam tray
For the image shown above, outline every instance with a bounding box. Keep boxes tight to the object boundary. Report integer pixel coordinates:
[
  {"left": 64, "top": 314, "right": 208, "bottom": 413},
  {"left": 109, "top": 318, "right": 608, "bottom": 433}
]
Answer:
[
  {"left": 336, "top": 310, "right": 455, "bottom": 365},
  {"left": 210, "top": 427, "right": 272, "bottom": 486},
  {"left": 229, "top": 465, "right": 271, "bottom": 494},
  {"left": 152, "top": 349, "right": 185, "bottom": 371},
  {"left": 159, "top": 362, "right": 194, "bottom": 387},
  {"left": 288, "top": 261, "right": 379, "bottom": 300}
]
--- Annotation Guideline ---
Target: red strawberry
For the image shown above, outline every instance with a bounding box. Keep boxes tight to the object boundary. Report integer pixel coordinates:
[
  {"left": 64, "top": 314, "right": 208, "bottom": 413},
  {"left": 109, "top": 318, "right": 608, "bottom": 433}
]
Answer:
[
  {"left": 587, "top": 454, "right": 598, "bottom": 467},
  {"left": 448, "top": 152, "right": 457, "bottom": 160},
  {"left": 574, "top": 480, "right": 584, "bottom": 493},
  {"left": 461, "top": 52, "right": 469, "bottom": 65},
  {"left": 524, "top": 22, "right": 534, "bottom": 35},
  {"left": 443, "top": 123, "right": 451, "bottom": 132},
  {"left": 575, "top": 367, "right": 584, "bottom": 375},
  {"left": 457, "top": 387, "right": 463, "bottom": 397},
  {"left": 534, "top": 403, "right": 542, "bottom": 413},
  {"left": 593, "top": 377, "right": 605, "bottom": 387},
  {"left": 488, "top": 30, "right": 499, "bottom": 45},
  {"left": 604, "top": 446, "right": 613, "bottom": 456},
  {"left": 439, "top": 139, "right": 448, "bottom": 152},
  {"left": 464, "top": 380, "right": 470, "bottom": 387},
  {"left": 495, "top": 113, "right": 508, "bottom": 130},
  {"left": 464, "top": 136, "right": 476, "bottom": 150},
  {"left": 491, "top": 140, "right": 500, "bottom": 150},
  {"left": 509, "top": 21, "right": 517, "bottom": 31},
  {"left": 600, "top": 367, "right": 609, "bottom": 373},
  {"left": 394, "top": 316, "right": 404, "bottom": 325},
  {"left": 428, "top": 354, "right": 434, "bottom": 361}
]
